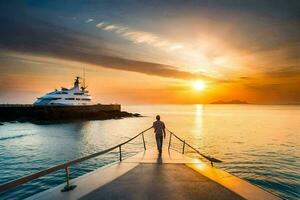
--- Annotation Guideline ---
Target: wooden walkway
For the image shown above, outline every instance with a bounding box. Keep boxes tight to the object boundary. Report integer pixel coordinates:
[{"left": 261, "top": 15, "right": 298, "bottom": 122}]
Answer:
[{"left": 27, "top": 147, "right": 281, "bottom": 200}]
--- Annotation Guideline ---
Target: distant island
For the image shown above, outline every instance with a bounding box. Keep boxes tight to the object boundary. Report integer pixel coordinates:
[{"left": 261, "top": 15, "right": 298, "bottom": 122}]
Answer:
[{"left": 210, "top": 100, "right": 249, "bottom": 104}]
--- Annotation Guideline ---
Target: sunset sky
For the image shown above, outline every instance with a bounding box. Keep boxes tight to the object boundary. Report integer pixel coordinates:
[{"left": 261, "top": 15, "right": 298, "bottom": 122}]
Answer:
[{"left": 0, "top": 0, "right": 299, "bottom": 104}]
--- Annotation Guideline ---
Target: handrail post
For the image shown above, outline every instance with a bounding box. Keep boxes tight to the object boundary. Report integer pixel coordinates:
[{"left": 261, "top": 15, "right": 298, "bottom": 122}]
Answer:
[
  {"left": 168, "top": 132, "right": 172, "bottom": 150},
  {"left": 61, "top": 160, "right": 76, "bottom": 192},
  {"left": 211, "top": 161, "right": 214, "bottom": 167},
  {"left": 119, "top": 145, "right": 122, "bottom": 161},
  {"left": 182, "top": 140, "right": 185, "bottom": 154},
  {"left": 142, "top": 132, "right": 146, "bottom": 150}
]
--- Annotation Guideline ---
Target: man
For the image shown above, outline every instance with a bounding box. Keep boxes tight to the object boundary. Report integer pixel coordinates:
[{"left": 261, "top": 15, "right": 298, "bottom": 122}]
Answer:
[{"left": 153, "top": 115, "right": 166, "bottom": 154}]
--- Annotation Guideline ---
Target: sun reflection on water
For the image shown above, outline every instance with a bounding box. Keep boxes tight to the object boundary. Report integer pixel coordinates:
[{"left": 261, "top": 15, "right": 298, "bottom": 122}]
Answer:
[{"left": 193, "top": 104, "right": 203, "bottom": 136}]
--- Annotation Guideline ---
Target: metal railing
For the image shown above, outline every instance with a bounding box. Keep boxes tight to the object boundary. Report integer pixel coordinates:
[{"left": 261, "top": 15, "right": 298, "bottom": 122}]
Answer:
[
  {"left": 0, "top": 126, "right": 222, "bottom": 194},
  {"left": 0, "top": 126, "right": 153, "bottom": 193},
  {"left": 166, "top": 129, "right": 222, "bottom": 166}
]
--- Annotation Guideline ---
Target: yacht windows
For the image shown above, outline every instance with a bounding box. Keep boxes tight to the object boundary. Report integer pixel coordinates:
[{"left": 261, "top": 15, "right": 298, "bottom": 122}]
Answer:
[
  {"left": 65, "top": 98, "right": 90, "bottom": 101},
  {"left": 55, "top": 92, "right": 68, "bottom": 94},
  {"left": 38, "top": 97, "right": 61, "bottom": 100},
  {"left": 74, "top": 93, "right": 84, "bottom": 95}
]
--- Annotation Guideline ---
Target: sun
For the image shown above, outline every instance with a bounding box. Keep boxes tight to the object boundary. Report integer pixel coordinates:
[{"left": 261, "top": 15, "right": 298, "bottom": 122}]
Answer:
[{"left": 193, "top": 80, "right": 206, "bottom": 91}]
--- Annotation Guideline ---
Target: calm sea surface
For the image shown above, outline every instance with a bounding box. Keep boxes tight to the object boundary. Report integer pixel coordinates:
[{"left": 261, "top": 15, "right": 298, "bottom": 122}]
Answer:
[{"left": 0, "top": 105, "right": 299, "bottom": 199}]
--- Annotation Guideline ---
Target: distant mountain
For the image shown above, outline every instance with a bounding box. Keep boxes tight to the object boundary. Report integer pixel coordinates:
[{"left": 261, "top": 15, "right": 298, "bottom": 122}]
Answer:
[{"left": 210, "top": 100, "right": 249, "bottom": 104}]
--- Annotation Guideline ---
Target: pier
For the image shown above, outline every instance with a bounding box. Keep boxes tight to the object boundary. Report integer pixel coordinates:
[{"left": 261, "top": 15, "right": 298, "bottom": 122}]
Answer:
[
  {"left": 0, "top": 104, "right": 140, "bottom": 122},
  {"left": 0, "top": 128, "right": 281, "bottom": 200}
]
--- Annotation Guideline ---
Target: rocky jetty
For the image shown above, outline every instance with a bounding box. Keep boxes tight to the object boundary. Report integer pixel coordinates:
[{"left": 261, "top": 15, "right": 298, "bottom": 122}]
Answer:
[{"left": 0, "top": 104, "right": 140, "bottom": 123}]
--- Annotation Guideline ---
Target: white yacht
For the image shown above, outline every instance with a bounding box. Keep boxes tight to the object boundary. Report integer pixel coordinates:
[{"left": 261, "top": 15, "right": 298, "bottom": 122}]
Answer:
[{"left": 34, "top": 76, "right": 92, "bottom": 106}]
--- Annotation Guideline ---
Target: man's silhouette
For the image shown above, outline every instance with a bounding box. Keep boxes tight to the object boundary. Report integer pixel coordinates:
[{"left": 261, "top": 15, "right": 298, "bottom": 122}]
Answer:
[{"left": 153, "top": 115, "right": 166, "bottom": 154}]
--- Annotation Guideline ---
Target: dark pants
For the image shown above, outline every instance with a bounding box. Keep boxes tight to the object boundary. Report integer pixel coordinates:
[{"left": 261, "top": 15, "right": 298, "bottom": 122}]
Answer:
[{"left": 155, "top": 134, "right": 163, "bottom": 152}]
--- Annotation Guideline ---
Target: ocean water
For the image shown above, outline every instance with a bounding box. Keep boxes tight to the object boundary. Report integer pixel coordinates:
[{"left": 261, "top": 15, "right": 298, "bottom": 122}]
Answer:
[{"left": 0, "top": 105, "right": 299, "bottom": 200}]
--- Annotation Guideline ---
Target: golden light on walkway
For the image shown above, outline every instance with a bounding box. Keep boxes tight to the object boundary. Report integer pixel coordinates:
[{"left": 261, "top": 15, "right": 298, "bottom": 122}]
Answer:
[{"left": 193, "top": 80, "right": 206, "bottom": 91}]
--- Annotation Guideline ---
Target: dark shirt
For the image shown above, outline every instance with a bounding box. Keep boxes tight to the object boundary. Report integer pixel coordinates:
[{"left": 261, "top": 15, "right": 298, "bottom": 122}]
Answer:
[{"left": 153, "top": 120, "right": 165, "bottom": 136}]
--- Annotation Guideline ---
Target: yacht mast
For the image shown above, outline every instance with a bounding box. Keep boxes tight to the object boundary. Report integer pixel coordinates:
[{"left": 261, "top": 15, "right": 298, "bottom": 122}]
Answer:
[
  {"left": 83, "top": 67, "right": 86, "bottom": 89},
  {"left": 81, "top": 67, "right": 87, "bottom": 92}
]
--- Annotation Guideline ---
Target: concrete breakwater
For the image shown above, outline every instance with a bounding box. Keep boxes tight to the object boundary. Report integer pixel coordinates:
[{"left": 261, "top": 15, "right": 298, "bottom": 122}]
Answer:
[{"left": 0, "top": 104, "right": 139, "bottom": 122}]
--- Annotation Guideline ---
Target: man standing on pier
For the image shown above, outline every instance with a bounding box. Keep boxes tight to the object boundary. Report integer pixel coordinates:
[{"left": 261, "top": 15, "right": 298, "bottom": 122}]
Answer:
[{"left": 153, "top": 115, "right": 166, "bottom": 154}]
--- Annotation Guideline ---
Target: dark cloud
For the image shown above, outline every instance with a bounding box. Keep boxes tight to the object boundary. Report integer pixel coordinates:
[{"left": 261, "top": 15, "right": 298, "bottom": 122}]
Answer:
[
  {"left": 0, "top": 12, "right": 212, "bottom": 81},
  {"left": 240, "top": 77, "right": 252, "bottom": 80}
]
